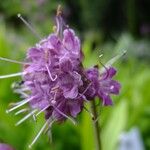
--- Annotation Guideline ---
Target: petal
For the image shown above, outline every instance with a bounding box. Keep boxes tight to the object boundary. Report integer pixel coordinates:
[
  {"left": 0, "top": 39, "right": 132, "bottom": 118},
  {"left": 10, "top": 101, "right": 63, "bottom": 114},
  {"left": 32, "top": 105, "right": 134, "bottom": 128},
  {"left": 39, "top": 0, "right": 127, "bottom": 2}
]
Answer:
[
  {"left": 63, "top": 29, "right": 80, "bottom": 53},
  {"left": 27, "top": 47, "right": 43, "bottom": 61},
  {"left": 102, "top": 94, "right": 113, "bottom": 106},
  {"left": 58, "top": 73, "right": 74, "bottom": 89},
  {"left": 52, "top": 100, "right": 68, "bottom": 121},
  {"left": 69, "top": 100, "right": 82, "bottom": 117},
  {"left": 86, "top": 67, "right": 99, "bottom": 81},
  {"left": 101, "top": 67, "right": 117, "bottom": 80},
  {"left": 63, "top": 85, "right": 78, "bottom": 99},
  {"left": 85, "top": 85, "right": 96, "bottom": 100},
  {"left": 47, "top": 34, "right": 61, "bottom": 50},
  {"left": 108, "top": 67, "right": 117, "bottom": 78},
  {"left": 98, "top": 91, "right": 113, "bottom": 106},
  {"left": 59, "top": 57, "right": 73, "bottom": 72},
  {"left": 110, "top": 80, "right": 121, "bottom": 94},
  {"left": 72, "top": 71, "right": 83, "bottom": 86}
]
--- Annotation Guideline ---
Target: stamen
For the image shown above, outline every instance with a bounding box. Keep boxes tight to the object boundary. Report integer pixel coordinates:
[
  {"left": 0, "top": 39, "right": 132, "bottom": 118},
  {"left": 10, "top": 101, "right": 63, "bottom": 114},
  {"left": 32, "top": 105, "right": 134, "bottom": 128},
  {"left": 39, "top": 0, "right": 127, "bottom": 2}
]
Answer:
[
  {"left": 51, "top": 86, "right": 59, "bottom": 92},
  {"left": 47, "top": 130, "right": 53, "bottom": 143},
  {"left": 32, "top": 114, "right": 37, "bottom": 122},
  {"left": 15, "top": 109, "right": 37, "bottom": 126},
  {"left": 53, "top": 106, "right": 77, "bottom": 125},
  {"left": 98, "top": 60, "right": 109, "bottom": 79},
  {"left": 93, "top": 114, "right": 100, "bottom": 123},
  {"left": 100, "top": 50, "right": 126, "bottom": 73},
  {"left": 52, "top": 91, "right": 76, "bottom": 124},
  {"left": 99, "top": 54, "right": 103, "bottom": 58},
  {"left": 0, "top": 72, "right": 25, "bottom": 79},
  {"left": 15, "top": 108, "right": 29, "bottom": 115},
  {"left": 0, "top": 56, "right": 29, "bottom": 65},
  {"left": 14, "top": 89, "right": 29, "bottom": 98},
  {"left": 56, "top": 16, "right": 63, "bottom": 36},
  {"left": 36, "top": 105, "right": 50, "bottom": 117},
  {"left": 17, "top": 13, "right": 41, "bottom": 39},
  {"left": 29, "top": 120, "right": 49, "bottom": 148},
  {"left": 10, "top": 98, "right": 30, "bottom": 106},
  {"left": 83, "top": 106, "right": 94, "bottom": 118},
  {"left": 6, "top": 96, "right": 35, "bottom": 113},
  {"left": 19, "top": 87, "right": 30, "bottom": 92},
  {"left": 55, "top": 5, "right": 63, "bottom": 36},
  {"left": 45, "top": 64, "right": 57, "bottom": 81},
  {"left": 78, "top": 83, "right": 92, "bottom": 99},
  {"left": 56, "top": 5, "right": 62, "bottom": 16},
  {"left": 44, "top": 119, "right": 55, "bottom": 143},
  {"left": 53, "top": 25, "right": 57, "bottom": 32},
  {"left": 44, "top": 119, "right": 55, "bottom": 134}
]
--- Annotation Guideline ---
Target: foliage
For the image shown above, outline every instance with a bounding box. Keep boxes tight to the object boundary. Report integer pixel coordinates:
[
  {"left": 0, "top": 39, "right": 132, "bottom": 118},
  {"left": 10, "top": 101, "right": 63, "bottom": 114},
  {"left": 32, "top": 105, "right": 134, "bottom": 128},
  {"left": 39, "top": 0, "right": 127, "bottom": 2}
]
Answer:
[{"left": 0, "top": 0, "right": 149, "bottom": 38}]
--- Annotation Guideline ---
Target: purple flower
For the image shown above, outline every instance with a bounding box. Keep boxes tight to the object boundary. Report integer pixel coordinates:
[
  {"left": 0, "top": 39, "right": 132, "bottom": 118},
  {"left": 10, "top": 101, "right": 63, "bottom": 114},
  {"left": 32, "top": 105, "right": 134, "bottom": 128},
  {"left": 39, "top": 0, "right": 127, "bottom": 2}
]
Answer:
[
  {"left": 0, "top": 143, "right": 15, "bottom": 150},
  {"left": 23, "top": 26, "right": 83, "bottom": 120},
  {"left": 85, "top": 66, "right": 121, "bottom": 105}
]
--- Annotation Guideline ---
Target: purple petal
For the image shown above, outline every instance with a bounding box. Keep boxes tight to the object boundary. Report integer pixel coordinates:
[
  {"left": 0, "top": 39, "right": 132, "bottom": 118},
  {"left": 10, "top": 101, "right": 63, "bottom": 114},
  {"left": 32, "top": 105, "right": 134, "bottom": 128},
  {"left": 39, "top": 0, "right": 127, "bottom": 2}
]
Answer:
[
  {"left": 27, "top": 47, "right": 43, "bottom": 61},
  {"left": 108, "top": 67, "right": 117, "bottom": 78},
  {"left": 52, "top": 100, "right": 68, "bottom": 121},
  {"left": 63, "top": 85, "right": 78, "bottom": 99},
  {"left": 85, "top": 85, "right": 96, "bottom": 100},
  {"left": 110, "top": 80, "right": 121, "bottom": 94},
  {"left": 63, "top": 29, "right": 80, "bottom": 56},
  {"left": 98, "top": 91, "right": 113, "bottom": 106},
  {"left": 59, "top": 57, "right": 73, "bottom": 72},
  {"left": 102, "top": 67, "right": 117, "bottom": 79},
  {"left": 86, "top": 67, "right": 99, "bottom": 81},
  {"left": 58, "top": 73, "right": 74, "bottom": 89},
  {"left": 47, "top": 34, "right": 61, "bottom": 50},
  {"left": 69, "top": 100, "right": 82, "bottom": 117}
]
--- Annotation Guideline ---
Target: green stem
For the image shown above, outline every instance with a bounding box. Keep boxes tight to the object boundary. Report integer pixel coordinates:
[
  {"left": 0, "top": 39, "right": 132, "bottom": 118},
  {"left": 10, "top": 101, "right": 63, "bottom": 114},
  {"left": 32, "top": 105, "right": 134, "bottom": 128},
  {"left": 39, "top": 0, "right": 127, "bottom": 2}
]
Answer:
[{"left": 90, "top": 100, "right": 102, "bottom": 150}]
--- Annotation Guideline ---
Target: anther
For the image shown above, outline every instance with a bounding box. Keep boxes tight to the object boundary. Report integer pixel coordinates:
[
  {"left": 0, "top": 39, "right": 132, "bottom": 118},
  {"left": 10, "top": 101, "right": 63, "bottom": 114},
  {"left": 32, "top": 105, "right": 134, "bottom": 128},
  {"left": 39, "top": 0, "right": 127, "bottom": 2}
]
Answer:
[
  {"left": 56, "top": 5, "right": 62, "bottom": 16},
  {"left": 53, "top": 26, "right": 57, "bottom": 32},
  {"left": 17, "top": 13, "right": 41, "bottom": 39}
]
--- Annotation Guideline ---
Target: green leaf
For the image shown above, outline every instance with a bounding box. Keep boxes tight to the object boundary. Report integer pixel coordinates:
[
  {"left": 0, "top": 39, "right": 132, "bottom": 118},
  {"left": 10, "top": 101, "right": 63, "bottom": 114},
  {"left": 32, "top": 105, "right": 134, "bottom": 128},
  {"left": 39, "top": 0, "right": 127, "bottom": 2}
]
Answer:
[{"left": 102, "top": 100, "right": 128, "bottom": 150}]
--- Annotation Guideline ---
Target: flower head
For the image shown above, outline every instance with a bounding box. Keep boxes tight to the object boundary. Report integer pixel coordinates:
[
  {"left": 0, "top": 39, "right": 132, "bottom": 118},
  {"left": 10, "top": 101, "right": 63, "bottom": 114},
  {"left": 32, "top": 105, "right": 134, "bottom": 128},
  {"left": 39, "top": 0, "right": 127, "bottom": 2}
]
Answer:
[
  {"left": 85, "top": 66, "right": 121, "bottom": 105},
  {"left": 1, "top": 6, "right": 121, "bottom": 148},
  {"left": 23, "top": 20, "right": 84, "bottom": 123}
]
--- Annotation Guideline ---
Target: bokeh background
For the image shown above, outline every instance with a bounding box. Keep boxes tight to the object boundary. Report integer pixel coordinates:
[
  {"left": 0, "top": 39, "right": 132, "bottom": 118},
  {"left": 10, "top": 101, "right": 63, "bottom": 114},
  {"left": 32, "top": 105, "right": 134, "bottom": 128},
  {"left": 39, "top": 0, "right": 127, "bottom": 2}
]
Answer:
[{"left": 0, "top": 0, "right": 150, "bottom": 150}]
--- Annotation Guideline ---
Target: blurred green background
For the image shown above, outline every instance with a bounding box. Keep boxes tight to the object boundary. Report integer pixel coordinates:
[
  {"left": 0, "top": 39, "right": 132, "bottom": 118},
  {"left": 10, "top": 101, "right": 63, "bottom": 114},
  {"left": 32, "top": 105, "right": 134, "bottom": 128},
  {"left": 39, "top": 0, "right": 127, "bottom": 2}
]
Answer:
[{"left": 0, "top": 0, "right": 150, "bottom": 150}]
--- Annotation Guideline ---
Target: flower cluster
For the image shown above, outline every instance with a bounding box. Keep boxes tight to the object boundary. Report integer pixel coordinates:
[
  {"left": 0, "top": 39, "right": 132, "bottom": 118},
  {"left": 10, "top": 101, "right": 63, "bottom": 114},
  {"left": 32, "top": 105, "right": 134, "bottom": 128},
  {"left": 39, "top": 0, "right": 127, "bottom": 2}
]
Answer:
[
  {"left": 24, "top": 27, "right": 84, "bottom": 122},
  {"left": 85, "top": 66, "right": 120, "bottom": 106},
  {"left": 2, "top": 7, "right": 121, "bottom": 147}
]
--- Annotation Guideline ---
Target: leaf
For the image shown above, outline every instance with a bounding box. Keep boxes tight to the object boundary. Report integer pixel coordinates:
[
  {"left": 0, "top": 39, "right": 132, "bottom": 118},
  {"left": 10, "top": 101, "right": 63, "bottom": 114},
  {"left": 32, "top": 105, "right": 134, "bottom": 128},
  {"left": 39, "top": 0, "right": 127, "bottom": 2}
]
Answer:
[
  {"left": 80, "top": 109, "right": 95, "bottom": 150},
  {"left": 100, "top": 50, "right": 126, "bottom": 73},
  {"left": 102, "top": 100, "right": 128, "bottom": 150}
]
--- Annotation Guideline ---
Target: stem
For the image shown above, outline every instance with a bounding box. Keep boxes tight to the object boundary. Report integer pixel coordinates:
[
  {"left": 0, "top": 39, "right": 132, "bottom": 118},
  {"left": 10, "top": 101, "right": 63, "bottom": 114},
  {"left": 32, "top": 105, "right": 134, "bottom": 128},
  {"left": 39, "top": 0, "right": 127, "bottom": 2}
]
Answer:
[{"left": 90, "top": 100, "right": 102, "bottom": 150}]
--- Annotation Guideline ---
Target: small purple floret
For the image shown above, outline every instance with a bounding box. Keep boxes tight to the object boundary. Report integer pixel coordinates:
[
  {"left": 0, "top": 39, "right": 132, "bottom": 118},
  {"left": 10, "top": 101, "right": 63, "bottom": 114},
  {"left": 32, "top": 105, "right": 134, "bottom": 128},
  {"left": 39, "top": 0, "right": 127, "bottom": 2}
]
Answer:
[
  {"left": 0, "top": 143, "right": 15, "bottom": 150},
  {"left": 85, "top": 66, "right": 121, "bottom": 105}
]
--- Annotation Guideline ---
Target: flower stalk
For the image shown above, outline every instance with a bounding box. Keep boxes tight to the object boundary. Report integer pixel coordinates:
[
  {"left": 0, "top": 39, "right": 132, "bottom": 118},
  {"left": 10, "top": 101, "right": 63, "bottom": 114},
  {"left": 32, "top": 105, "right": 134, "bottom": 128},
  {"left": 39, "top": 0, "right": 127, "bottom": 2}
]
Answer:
[{"left": 90, "top": 100, "right": 102, "bottom": 150}]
